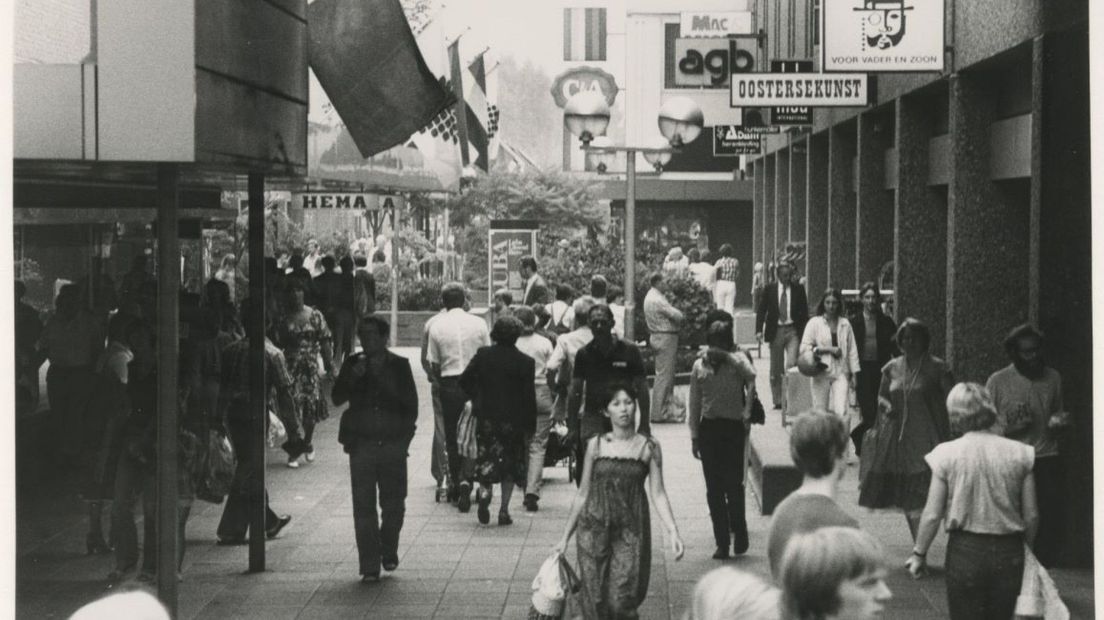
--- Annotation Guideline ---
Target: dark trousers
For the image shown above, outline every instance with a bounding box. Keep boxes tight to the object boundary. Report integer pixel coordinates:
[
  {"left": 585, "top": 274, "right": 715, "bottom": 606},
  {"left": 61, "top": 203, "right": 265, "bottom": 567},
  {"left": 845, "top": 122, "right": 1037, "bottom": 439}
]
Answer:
[
  {"left": 47, "top": 365, "right": 95, "bottom": 461},
  {"left": 852, "top": 361, "right": 882, "bottom": 455},
  {"left": 112, "top": 455, "right": 191, "bottom": 573},
  {"left": 698, "top": 418, "right": 748, "bottom": 548},
  {"left": 217, "top": 417, "right": 279, "bottom": 540},
  {"left": 945, "top": 531, "right": 1024, "bottom": 620},
  {"left": 438, "top": 377, "right": 470, "bottom": 489},
  {"left": 1033, "top": 455, "right": 1064, "bottom": 567},
  {"left": 349, "top": 441, "right": 408, "bottom": 576}
]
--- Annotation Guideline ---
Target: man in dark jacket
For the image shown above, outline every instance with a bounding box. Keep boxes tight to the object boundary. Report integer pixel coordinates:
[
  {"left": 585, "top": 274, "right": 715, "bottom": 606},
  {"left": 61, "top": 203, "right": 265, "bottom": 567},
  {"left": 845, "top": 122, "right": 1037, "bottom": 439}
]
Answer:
[
  {"left": 755, "top": 261, "right": 809, "bottom": 410},
  {"left": 333, "top": 315, "right": 418, "bottom": 582}
]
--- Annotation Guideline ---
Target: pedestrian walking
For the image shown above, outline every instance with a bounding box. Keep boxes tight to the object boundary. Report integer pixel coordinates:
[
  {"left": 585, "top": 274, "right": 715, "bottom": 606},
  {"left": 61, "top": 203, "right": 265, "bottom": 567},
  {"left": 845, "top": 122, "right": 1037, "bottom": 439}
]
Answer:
[
  {"left": 567, "top": 304, "right": 651, "bottom": 486},
  {"left": 907, "top": 383, "right": 1038, "bottom": 619},
  {"left": 353, "top": 256, "right": 377, "bottom": 325},
  {"left": 686, "top": 567, "right": 781, "bottom": 620},
  {"left": 713, "top": 244, "right": 740, "bottom": 316},
  {"left": 421, "top": 308, "right": 450, "bottom": 502},
  {"left": 313, "top": 256, "right": 344, "bottom": 356},
  {"left": 590, "top": 274, "right": 609, "bottom": 301},
  {"left": 767, "top": 411, "right": 860, "bottom": 579},
  {"left": 333, "top": 315, "right": 418, "bottom": 582},
  {"left": 750, "top": 262, "right": 765, "bottom": 317},
  {"left": 756, "top": 261, "right": 808, "bottom": 410},
  {"left": 859, "top": 318, "right": 953, "bottom": 542},
  {"left": 663, "top": 246, "right": 689, "bottom": 274},
  {"left": 426, "top": 282, "right": 490, "bottom": 512},
  {"left": 850, "top": 283, "right": 898, "bottom": 456},
  {"left": 547, "top": 296, "right": 596, "bottom": 421},
  {"left": 303, "top": 239, "right": 324, "bottom": 278},
  {"left": 800, "top": 288, "right": 860, "bottom": 450},
  {"left": 554, "top": 383, "right": 684, "bottom": 619},
  {"left": 491, "top": 288, "right": 514, "bottom": 322},
  {"left": 688, "top": 317, "right": 757, "bottom": 559},
  {"left": 216, "top": 300, "right": 297, "bottom": 546},
  {"left": 778, "top": 527, "right": 892, "bottom": 620},
  {"left": 460, "top": 316, "right": 537, "bottom": 525},
  {"left": 513, "top": 307, "right": 556, "bottom": 513},
  {"left": 35, "top": 284, "right": 104, "bottom": 466},
  {"left": 332, "top": 256, "right": 358, "bottom": 367},
  {"left": 688, "top": 248, "right": 717, "bottom": 293},
  {"left": 214, "top": 253, "right": 238, "bottom": 304},
  {"left": 279, "top": 277, "right": 335, "bottom": 467},
  {"left": 545, "top": 284, "right": 575, "bottom": 336},
  {"left": 519, "top": 255, "right": 549, "bottom": 306},
  {"left": 644, "top": 271, "right": 684, "bottom": 423},
  {"left": 986, "top": 323, "right": 1070, "bottom": 568},
  {"left": 606, "top": 286, "right": 626, "bottom": 340}
]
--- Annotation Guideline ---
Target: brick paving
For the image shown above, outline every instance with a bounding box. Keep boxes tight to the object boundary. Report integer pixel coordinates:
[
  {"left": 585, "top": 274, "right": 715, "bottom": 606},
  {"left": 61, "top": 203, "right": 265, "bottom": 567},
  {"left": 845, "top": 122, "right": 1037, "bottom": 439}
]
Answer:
[{"left": 16, "top": 347, "right": 1095, "bottom": 618}]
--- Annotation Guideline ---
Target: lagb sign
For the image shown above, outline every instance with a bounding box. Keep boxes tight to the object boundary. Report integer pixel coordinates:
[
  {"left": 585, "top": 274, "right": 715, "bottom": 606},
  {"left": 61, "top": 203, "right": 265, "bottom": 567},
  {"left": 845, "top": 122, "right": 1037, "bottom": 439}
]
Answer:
[
  {"left": 671, "top": 35, "right": 759, "bottom": 88},
  {"left": 550, "top": 66, "right": 619, "bottom": 108}
]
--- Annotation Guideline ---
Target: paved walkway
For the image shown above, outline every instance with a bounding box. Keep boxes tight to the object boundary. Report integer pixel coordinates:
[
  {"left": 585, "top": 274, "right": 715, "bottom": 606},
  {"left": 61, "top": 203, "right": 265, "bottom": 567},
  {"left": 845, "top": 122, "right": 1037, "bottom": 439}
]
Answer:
[{"left": 16, "top": 347, "right": 1095, "bottom": 618}]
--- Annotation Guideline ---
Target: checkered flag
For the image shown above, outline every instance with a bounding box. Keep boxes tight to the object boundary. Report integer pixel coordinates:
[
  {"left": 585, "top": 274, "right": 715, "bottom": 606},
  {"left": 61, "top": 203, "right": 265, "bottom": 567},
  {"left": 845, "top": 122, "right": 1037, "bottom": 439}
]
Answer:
[
  {"left": 420, "top": 78, "right": 459, "bottom": 144},
  {"left": 486, "top": 104, "right": 500, "bottom": 139}
]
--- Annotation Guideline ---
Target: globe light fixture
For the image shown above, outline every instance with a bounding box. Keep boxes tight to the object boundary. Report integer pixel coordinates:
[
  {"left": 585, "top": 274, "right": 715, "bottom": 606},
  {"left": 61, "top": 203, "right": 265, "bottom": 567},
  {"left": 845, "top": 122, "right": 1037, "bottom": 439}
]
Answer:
[
  {"left": 642, "top": 136, "right": 674, "bottom": 172},
  {"left": 587, "top": 136, "right": 615, "bottom": 173},
  {"left": 563, "top": 91, "right": 611, "bottom": 145},
  {"left": 658, "top": 96, "right": 704, "bottom": 147}
]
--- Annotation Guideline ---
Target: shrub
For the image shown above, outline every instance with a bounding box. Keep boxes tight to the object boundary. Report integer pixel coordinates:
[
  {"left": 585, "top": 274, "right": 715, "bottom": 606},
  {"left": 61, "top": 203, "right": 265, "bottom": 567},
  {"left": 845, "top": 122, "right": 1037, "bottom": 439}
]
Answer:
[{"left": 375, "top": 276, "right": 445, "bottom": 311}]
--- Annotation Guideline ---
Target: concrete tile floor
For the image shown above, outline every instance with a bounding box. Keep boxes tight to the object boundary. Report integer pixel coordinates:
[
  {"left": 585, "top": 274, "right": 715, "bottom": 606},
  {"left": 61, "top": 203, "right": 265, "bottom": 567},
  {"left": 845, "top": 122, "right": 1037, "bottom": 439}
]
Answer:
[{"left": 16, "top": 347, "right": 1095, "bottom": 618}]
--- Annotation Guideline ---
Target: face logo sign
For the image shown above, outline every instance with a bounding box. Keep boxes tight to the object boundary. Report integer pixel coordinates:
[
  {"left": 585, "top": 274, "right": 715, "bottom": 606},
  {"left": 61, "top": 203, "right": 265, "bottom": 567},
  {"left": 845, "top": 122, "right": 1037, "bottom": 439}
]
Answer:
[{"left": 854, "top": 0, "right": 913, "bottom": 50}]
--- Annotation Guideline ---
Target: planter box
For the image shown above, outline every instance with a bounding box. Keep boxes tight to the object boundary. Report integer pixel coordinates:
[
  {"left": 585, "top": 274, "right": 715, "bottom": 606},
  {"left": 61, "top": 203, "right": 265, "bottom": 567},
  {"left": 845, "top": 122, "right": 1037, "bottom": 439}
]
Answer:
[{"left": 389, "top": 308, "right": 491, "bottom": 347}]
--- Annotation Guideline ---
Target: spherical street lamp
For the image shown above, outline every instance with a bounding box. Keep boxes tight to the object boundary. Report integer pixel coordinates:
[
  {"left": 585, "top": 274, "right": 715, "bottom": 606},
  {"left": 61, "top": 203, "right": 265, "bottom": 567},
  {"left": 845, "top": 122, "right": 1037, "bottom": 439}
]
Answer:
[
  {"left": 587, "top": 136, "right": 615, "bottom": 173},
  {"left": 658, "top": 96, "right": 705, "bottom": 147},
  {"left": 563, "top": 91, "right": 610, "bottom": 145},
  {"left": 642, "top": 136, "right": 674, "bottom": 172}
]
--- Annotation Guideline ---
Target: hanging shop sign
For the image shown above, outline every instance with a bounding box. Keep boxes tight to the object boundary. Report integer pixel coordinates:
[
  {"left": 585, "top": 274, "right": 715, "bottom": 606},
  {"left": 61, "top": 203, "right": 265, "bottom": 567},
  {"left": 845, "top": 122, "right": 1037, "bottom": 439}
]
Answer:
[
  {"left": 713, "top": 126, "right": 762, "bottom": 156},
  {"left": 822, "top": 0, "right": 944, "bottom": 73},
  {"left": 769, "top": 60, "right": 814, "bottom": 125},
  {"left": 679, "top": 11, "right": 753, "bottom": 37},
  {"left": 488, "top": 220, "right": 539, "bottom": 306},
  {"left": 294, "top": 192, "right": 403, "bottom": 211},
  {"left": 730, "top": 73, "right": 869, "bottom": 107},
  {"left": 550, "top": 66, "right": 619, "bottom": 108},
  {"left": 672, "top": 36, "right": 759, "bottom": 88}
]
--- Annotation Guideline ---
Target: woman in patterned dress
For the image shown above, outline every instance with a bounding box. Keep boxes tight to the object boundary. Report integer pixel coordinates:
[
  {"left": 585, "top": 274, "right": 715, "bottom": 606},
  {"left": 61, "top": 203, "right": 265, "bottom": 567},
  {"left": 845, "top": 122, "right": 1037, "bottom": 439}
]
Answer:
[
  {"left": 279, "top": 276, "right": 335, "bottom": 467},
  {"left": 554, "top": 383, "right": 684, "bottom": 620},
  {"left": 859, "top": 318, "right": 954, "bottom": 542}
]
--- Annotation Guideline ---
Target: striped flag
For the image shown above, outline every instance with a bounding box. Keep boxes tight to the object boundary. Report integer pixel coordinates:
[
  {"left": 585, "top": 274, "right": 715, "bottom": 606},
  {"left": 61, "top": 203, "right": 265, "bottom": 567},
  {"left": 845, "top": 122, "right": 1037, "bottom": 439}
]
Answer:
[
  {"left": 466, "top": 53, "right": 490, "bottom": 171},
  {"left": 563, "top": 8, "right": 606, "bottom": 61}
]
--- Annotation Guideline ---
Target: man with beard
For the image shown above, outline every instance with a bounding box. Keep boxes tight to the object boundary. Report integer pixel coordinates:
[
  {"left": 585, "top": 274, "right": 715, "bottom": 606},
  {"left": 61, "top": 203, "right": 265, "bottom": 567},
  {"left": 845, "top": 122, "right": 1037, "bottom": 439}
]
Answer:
[
  {"left": 985, "top": 324, "right": 1070, "bottom": 567},
  {"left": 567, "top": 304, "right": 651, "bottom": 485}
]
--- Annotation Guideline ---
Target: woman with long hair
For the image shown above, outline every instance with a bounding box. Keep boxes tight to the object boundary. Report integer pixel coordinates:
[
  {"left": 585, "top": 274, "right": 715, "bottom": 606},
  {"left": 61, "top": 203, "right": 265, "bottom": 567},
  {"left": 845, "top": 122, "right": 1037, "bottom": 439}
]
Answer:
[
  {"left": 554, "top": 383, "right": 684, "bottom": 619},
  {"left": 907, "top": 382, "right": 1038, "bottom": 619},
  {"left": 800, "top": 288, "right": 860, "bottom": 447},
  {"left": 859, "top": 318, "right": 953, "bottom": 542},
  {"left": 850, "top": 282, "right": 898, "bottom": 456},
  {"left": 779, "top": 527, "right": 892, "bottom": 620},
  {"left": 688, "top": 316, "right": 758, "bottom": 559}
]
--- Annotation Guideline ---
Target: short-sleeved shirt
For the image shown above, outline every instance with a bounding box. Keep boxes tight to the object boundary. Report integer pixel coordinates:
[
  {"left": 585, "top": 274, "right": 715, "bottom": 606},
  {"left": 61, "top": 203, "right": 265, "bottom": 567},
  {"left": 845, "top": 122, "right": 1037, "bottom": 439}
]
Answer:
[
  {"left": 572, "top": 339, "right": 646, "bottom": 416},
  {"left": 986, "top": 364, "right": 1063, "bottom": 458},
  {"left": 516, "top": 333, "right": 554, "bottom": 386},
  {"left": 426, "top": 308, "right": 491, "bottom": 378},
  {"left": 715, "top": 256, "right": 740, "bottom": 282},
  {"left": 924, "top": 431, "right": 1034, "bottom": 535},
  {"left": 767, "top": 493, "right": 859, "bottom": 579},
  {"left": 687, "top": 353, "right": 757, "bottom": 439}
]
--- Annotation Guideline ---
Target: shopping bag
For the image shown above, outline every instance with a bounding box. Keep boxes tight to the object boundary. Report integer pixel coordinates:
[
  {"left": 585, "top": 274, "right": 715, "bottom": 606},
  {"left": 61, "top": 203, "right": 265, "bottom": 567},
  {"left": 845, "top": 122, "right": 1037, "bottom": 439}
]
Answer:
[
  {"left": 457, "top": 402, "right": 478, "bottom": 460},
  {"left": 196, "top": 431, "right": 236, "bottom": 504},
  {"left": 558, "top": 555, "right": 585, "bottom": 620},
  {"left": 529, "top": 552, "right": 567, "bottom": 619},
  {"left": 266, "top": 410, "right": 287, "bottom": 448},
  {"left": 1015, "top": 544, "right": 1069, "bottom": 619}
]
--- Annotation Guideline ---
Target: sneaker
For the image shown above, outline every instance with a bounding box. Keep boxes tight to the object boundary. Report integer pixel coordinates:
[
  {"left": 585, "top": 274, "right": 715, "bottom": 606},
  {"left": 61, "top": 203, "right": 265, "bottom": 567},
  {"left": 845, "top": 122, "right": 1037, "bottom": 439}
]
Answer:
[
  {"left": 476, "top": 489, "right": 492, "bottom": 525},
  {"left": 457, "top": 483, "right": 472, "bottom": 513},
  {"left": 287, "top": 456, "right": 300, "bottom": 469},
  {"left": 305, "top": 450, "right": 316, "bottom": 463},
  {"left": 523, "top": 494, "right": 539, "bottom": 512}
]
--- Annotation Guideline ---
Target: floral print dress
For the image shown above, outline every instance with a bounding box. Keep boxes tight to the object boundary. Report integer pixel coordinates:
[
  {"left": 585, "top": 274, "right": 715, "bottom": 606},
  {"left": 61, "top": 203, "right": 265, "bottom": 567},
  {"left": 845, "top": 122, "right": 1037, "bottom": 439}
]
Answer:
[{"left": 280, "top": 307, "right": 333, "bottom": 426}]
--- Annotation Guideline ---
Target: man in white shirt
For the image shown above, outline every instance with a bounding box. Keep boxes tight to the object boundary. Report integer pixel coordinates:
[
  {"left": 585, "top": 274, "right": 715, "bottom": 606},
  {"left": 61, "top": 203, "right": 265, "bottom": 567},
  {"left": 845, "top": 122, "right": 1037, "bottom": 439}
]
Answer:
[
  {"left": 302, "top": 239, "right": 323, "bottom": 278},
  {"left": 687, "top": 248, "right": 717, "bottom": 292},
  {"left": 426, "top": 282, "right": 490, "bottom": 512},
  {"left": 644, "top": 272, "right": 684, "bottom": 423}
]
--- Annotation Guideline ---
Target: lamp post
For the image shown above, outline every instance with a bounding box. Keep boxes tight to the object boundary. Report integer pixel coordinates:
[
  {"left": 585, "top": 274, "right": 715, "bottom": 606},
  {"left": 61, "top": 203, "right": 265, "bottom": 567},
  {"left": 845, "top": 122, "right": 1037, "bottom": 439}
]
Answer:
[{"left": 564, "top": 94, "right": 704, "bottom": 341}]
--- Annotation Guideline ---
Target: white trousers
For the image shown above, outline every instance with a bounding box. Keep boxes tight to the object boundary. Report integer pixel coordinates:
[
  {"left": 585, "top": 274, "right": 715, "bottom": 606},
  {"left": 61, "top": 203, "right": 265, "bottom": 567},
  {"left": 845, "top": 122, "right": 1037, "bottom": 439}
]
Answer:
[
  {"left": 714, "top": 280, "right": 736, "bottom": 315},
  {"left": 809, "top": 372, "right": 851, "bottom": 426}
]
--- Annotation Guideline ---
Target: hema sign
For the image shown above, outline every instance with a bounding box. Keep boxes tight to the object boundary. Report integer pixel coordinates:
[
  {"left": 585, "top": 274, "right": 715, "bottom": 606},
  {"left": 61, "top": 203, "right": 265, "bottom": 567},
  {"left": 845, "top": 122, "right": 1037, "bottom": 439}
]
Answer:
[
  {"left": 680, "top": 12, "right": 753, "bottom": 37},
  {"left": 822, "top": 0, "right": 944, "bottom": 72}
]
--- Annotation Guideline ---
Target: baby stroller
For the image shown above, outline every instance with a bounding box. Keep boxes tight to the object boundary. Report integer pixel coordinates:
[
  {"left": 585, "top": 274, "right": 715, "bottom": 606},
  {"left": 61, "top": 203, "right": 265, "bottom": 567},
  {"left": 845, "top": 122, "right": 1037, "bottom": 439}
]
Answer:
[{"left": 543, "top": 422, "right": 578, "bottom": 483}]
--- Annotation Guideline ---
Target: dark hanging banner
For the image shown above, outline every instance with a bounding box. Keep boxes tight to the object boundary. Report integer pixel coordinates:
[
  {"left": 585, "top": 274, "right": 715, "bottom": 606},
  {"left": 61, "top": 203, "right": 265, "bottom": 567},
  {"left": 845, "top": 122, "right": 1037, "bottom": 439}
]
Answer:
[{"left": 308, "top": 0, "right": 455, "bottom": 158}]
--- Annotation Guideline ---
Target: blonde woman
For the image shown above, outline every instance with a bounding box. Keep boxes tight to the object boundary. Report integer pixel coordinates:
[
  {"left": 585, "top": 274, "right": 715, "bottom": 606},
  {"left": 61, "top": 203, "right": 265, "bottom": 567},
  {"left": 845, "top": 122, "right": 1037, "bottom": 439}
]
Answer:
[
  {"left": 685, "top": 567, "right": 780, "bottom": 620},
  {"left": 907, "top": 382, "right": 1038, "bottom": 620}
]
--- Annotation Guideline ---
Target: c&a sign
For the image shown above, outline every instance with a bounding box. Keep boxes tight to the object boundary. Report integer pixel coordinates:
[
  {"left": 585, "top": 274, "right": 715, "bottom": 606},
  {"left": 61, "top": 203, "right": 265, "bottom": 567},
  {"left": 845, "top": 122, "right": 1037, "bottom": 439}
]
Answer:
[{"left": 550, "top": 66, "right": 619, "bottom": 108}]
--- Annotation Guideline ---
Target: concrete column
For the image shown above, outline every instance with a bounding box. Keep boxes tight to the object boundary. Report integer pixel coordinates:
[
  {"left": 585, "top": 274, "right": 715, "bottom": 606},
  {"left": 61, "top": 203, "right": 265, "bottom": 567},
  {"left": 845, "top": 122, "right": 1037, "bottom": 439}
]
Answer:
[
  {"left": 775, "top": 149, "right": 790, "bottom": 251},
  {"left": 789, "top": 138, "right": 807, "bottom": 249},
  {"left": 895, "top": 95, "right": 948, "bottom": 356},
  {"left": 856, "top": 113, "right": 895, "bottom": 287},
  {"left": 946, "top": 74, "right": 1031, "bottom": 381},
  {"left": 806, "top": 133, "right": 829, "bottom": 303},
  {"left": 763, "top": 156, "right": 776, "bottom": 266},
  {"left": 827, "top": 123, "right": 856, "bottom": 290},
  {"left": 1035, "top": 27, "right": 1092, "bottom": 566}
]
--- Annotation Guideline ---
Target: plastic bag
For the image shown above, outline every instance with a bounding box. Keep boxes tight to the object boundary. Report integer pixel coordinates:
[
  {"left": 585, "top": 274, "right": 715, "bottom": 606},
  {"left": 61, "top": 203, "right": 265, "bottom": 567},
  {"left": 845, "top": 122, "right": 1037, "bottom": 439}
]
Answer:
[
  {"left": 1015, "top": 544, "right": 1069, "bottom": 619},
  {"left": 196, "top": 431, "right": 236, "bottom": 504},
  {"left": 457, "top": 402, "right": 478, "bottom": 460},
  {"left": 529, "top": 552, "right": 566, "bottom": 618},
  {"left": 267, "top": 410, "right": 287, "bottom": 448}
]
